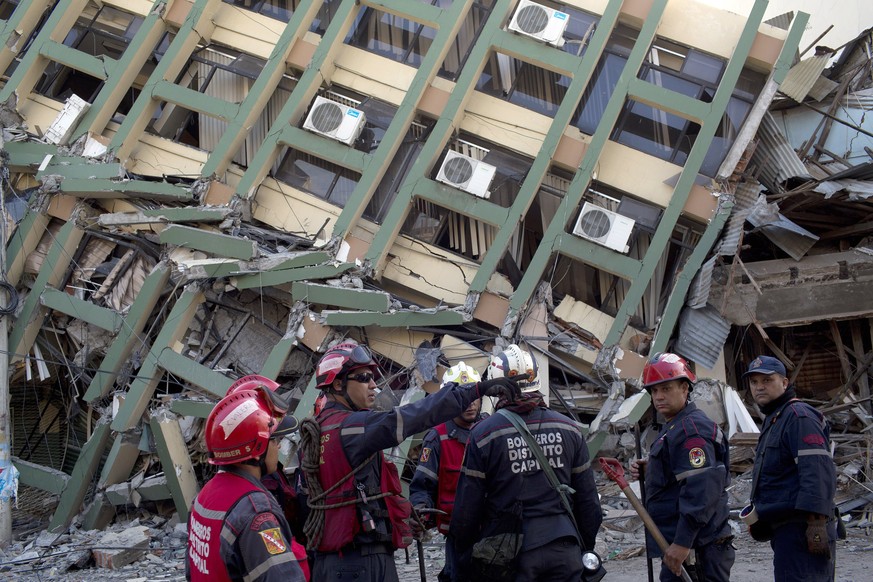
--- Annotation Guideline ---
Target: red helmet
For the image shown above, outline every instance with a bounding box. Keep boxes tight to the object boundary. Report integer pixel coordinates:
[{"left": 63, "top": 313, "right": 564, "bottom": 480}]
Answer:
[
  {"left": 227, "top": 374, "right": 280, "bottom": 396},
  {"left": 642, "top": 353, "right": 696, "bottom": 390},
  {"left": 205, "top": 384, "right": 289, "bottom": 465},
  {"left": 315, "top": 341, "right": 378, "bottom": 389}
]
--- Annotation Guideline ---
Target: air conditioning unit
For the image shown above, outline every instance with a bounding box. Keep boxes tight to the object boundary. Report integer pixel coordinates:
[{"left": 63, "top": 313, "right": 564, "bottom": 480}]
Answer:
[
  {"left": 573, "top": 202, "right": 636, "bottom": 253},
  {"left": 302, "top": 96, "right": 366, "bottom": 146},
  {"left": 436, "top": 151, "right": 497, "bottom": 199},
  {"left": 507, "top": 0, "right": 569, "bottom": 47}
]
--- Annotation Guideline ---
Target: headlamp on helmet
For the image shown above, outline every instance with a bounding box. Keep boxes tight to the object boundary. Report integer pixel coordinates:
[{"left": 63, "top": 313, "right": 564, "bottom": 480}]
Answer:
[
  {"left": 441, "top": 362, "right": 482, "bottom": 387},
  {"left": 488, "top": 344, "right": 540, "bottom": 393}
]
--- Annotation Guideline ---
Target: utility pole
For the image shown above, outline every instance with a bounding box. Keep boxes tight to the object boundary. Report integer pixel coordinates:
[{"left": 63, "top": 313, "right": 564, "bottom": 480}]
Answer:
[{"left": 0, "top": 132, "right": 12, "bottom": 547}]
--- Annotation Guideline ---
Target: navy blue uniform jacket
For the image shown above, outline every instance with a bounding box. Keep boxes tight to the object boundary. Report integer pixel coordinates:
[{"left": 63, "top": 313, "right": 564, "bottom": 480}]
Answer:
[
  {"left": 644, "top": 402, "right": 731, "bottom": 554},
  {"left": 450, "top": 405, "right": 602, "bottom": 553}
]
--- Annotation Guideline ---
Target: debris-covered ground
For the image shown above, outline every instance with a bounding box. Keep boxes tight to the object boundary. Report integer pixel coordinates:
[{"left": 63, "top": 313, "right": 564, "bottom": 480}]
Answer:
[{"left": 5, "top": 473, "right": 873, "bottom": 582}]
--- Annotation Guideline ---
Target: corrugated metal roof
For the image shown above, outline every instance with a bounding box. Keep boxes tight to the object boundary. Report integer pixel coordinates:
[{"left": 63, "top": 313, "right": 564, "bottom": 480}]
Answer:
[
  {"left": 749, "top": 113, "right": 811, "bottom": 192},
  {"left": 687, "top": 255, "right": 716, "bottom": 309},
  {"left": 675, "top": 305, "right": 731, "bottom": 369},
  {"left": 780, "top": 54, "right": 832, "bottom": 102},
  {"left": 764, "top": 11, "right": 793, "bottom": 31},
  {"left": 807, "top": 75, "right": 838, "bottom": 101},
  {"left": 717, "top": 181, "right": 762, "bottom": 256}
]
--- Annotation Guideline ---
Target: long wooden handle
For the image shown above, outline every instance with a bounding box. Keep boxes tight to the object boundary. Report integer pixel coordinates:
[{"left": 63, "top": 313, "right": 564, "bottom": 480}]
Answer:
[{"left": 621, "top": 484, "right": 694, "bottom": 582}]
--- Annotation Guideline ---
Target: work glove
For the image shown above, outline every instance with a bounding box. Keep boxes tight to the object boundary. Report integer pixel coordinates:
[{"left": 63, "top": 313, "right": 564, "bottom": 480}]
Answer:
[
  {"left": 806, "top": 514, "right": 830, "bottom": 557},
  {"left": 476, "top": 374, "right": 529, "bottom": 401},
  {"left": 408, "top": 506, "right": 429, "bottom": 540}
]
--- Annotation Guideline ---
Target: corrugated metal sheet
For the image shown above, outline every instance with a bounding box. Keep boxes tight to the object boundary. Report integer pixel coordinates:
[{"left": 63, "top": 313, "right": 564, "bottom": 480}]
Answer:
[
  {"left": 807, "top": 75, "right": 838, "bottom": 101},
  {"left": 780, "top": 54, "right": 831, "bottom": 102},
  {"left": 749, "top": 113, "right": 811, "bottom": 192},
  {"left": 813, "top": 179, "right": 873, "bottom": 199},
  {"left": 747, "top": 197, "right": 819, "bottom": 260},
  {"left": 687, "top": 255, "right": 716, "bottom": 309},
  {"left": 675, "top": 305, "right": 731, "bottom": 369},
  {"left": 717, "top": 181, "right": 762, "bottom": 256},
  {"left": 764, "top": 11, "right": 793, "bottom": 31}
]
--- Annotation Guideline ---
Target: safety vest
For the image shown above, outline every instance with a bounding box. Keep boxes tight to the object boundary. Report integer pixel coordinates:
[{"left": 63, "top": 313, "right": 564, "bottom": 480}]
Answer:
[
  {"left": 316, "top": 408, "right": 413, "bottom": 551},
  {"left": 434, "top": 422, "right": 466, "bottom": 534},
  {"left": 188, "top": 472, "right": 310, "bottom": 581}
]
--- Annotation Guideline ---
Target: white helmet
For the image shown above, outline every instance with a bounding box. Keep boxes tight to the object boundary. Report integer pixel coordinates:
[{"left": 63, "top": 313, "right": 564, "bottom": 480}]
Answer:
[
  {"left": 488, "top": 344, "right": 540, "bottom": 393},
  {"left": 442, "top": 362, "right": 482, "bottom": 387}
]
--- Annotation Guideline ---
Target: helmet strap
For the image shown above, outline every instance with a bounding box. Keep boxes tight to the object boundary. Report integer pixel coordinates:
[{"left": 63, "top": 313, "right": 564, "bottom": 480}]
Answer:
[{"left": 339, "top": 378, "right": 360, "bottom": 412}]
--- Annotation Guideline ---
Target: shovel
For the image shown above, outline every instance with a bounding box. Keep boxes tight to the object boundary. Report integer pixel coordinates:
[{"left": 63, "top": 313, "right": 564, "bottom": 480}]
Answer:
[{"left": 599, "top": 457, "right": 694, "bottom": 582}]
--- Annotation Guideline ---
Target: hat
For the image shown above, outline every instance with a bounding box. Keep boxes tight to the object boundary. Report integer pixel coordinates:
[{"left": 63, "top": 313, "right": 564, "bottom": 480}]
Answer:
[
  {"left": 272, "top": 414, "right": 299, "bottom": 438},
  {"left": 743, "top": 356, "right": 786, "bottom": 378}
]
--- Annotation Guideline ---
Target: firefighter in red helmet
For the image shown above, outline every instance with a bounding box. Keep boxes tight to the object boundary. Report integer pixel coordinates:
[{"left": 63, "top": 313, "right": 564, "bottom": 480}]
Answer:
[
  {"left": 630, "top": 353, "right": 734, "bottom": 582},
  {"left": 186, "top": 375, "right": 308, "bottom": 582},
  {"left": 299, "top": 340, "right": 528, "bottom": 582}
]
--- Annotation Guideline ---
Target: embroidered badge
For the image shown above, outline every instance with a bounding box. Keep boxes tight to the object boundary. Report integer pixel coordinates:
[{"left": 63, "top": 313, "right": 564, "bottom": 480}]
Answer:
[
  {"left": 420, "top": 447, "right": 431, "bottom": 463},
  {"left": 689, "top": 447, "right": 706, "bottom": 467},
  {"left": 259, "top": 528, "right": 287, "bottom": 555}
]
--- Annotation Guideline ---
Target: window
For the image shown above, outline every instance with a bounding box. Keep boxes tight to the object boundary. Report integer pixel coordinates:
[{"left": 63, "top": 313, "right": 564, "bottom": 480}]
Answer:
[
  {"left": 401, "top": 135, "right": 531, "bottom": 261},
  {"left": 439, "top": 0, "right": 494, "bottom": 80},
  {"left": 346, "top": 7, "right": 436, "bottom": 67},
  {"left": 477, "top": 52, "right": 571, "bottom": 117},
  {"left": 150, "top": 45, "right": 295, "bottom": 164},
  {"left": 365, "top": 120, "right": 433, "bottom": 223},
  {"left": 612, "top": 38, "right": 764, "bottom": 176},
  {"left": 571, "top": 24, "right": 636, "bottom": 135},
  {"left": 274, "top": 149, "right": 361, "bottom": 207},
  {"left": 222, "top": 0, "right": 297, "bottom": 22}
]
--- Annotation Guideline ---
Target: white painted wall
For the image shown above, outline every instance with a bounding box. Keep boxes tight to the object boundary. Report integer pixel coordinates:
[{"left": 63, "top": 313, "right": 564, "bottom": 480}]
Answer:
[{"left": 702, "top": 0, "right": 873, "bottom": 55}]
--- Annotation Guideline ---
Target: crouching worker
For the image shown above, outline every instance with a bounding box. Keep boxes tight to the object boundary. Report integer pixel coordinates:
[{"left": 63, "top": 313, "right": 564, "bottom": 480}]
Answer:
[{"left": 187, "top": 375, "right": 309, "bottom": 582}]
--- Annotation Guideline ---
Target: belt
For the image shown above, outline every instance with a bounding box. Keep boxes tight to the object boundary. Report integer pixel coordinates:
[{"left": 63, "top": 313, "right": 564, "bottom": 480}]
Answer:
[{"left": 340, "top": 542, "right": 393, "bottom": 556}]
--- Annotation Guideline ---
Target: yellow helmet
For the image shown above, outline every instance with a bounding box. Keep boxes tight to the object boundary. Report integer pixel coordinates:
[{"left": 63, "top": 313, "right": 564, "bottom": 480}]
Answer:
[{"left": 441, "top": 362, "right": 482, "bottom": 387}]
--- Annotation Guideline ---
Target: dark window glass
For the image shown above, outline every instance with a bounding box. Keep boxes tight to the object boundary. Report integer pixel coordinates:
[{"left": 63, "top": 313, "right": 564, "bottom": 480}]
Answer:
[
  {"left": 274, "top": 149, "right": 361, "bottom": 207},
  {"left": 477, "top": 53, "right": 570, "bottom": 118},
  {"left": 222, "top": 0, "right": 296, "bottom": 22},
  {"left": 346, "top": 7, "right": 436, "bottom": 68},
  {"left": 439, "top": 0, "right": 494, "bottom": 79}
]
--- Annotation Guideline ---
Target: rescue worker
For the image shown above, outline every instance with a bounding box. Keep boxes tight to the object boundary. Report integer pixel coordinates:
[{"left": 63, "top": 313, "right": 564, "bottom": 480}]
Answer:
[
  {"left": 299, "top": 340, "right": 526, "bottom": 582},
  {"left": 450, "top": 344, "right": 602, "bottom": 582},
  {"left": 186, "top": 375, "right": 309, "bottom": 582},
  {"left": 409, "top": 362, "right": 485, "bottom": 582},
  {"left": 744, "top": 355, "right": 837, "bottom": 581},
  {"left": 629, "top": 352, "right": 734, "bottom": 582}
]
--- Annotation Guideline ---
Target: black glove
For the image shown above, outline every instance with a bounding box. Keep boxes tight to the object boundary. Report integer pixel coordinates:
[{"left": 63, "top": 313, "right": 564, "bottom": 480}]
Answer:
[
  {"left": 806, "top": 514, "right": 830, "bottom": 557},
  {"left": 476, "top": 374, "right": 528, "bottom": 401},
  {"left": 408, "top": 505, "right": 429, "bottom": 540}
]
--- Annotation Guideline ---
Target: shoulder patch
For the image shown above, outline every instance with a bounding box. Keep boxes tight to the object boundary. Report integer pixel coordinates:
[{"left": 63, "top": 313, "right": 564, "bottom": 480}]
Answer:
[
  {"left": 259, "top": 527, "right": 288, "bottom": 554},
  {"left": 251, "top": 512, "right": 277, "bottom": 530},
  {"left": 684, "top": 436, "right": 706, "bottom": 450},
  {"left": 802, "top": 434, "right": 826, "bottom": 447},
  {"left": 420, "top": 447, "right": 431, "bottom": 463},
  {"left": 689, "top": 447, "right": 706, "bottom": 468}
]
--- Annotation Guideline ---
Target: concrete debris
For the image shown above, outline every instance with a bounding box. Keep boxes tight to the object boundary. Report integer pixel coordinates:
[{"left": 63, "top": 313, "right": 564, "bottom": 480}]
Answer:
[{"left": 0, "top": 3, "right": 870, "bottom": 575}]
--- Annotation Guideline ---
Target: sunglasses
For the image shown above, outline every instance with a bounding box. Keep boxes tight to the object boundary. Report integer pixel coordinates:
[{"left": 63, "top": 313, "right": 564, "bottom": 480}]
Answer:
[{"left": 347, "top": 372, "right": 375, "bottom": 383}]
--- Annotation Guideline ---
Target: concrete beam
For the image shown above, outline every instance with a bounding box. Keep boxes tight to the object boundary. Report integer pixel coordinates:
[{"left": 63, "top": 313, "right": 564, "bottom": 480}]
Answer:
[
  {"left": 40, "top": 38, "right": 112, "bottom": 80},
  {"left": 40, "top": 287, "right": 124, "bottom": 332},
  {"left": 59, "top": 178, "right": 193, "bottom": 202},
  {"left": 152, "top": 79, "right": 240, "bottom": 121},
  {"left": 232, "top": 262, "right": 356, "bottom": 289},
  {"left": 291, "top": 282, "right": 391, "bottom": 311},
  {"left": 150, "top": 410, "right": 198, "bottom": 521},
  {"left": 111, "top": 284, "right": 204, "bottom": 431},
  {"left": 5, "top": 208, "right": 50, "bottom": 286},
  {"left": 85, "top": 261, "right": 172, "bottom": 401},
  {"left": 11, "top": 457, "right": 69, "bottom": 495},
  {"left": 105, "top": 475, "right": 174, "bottom": 505},
  {"left": 159, "top": 224, "right": 259, "bottom": 260},
  {"left": 322, "top": 309, "right": 465, "bottom": 327},
  {"left": 9, "top": 219, "right": 84, "bottom": 364},
  {"left": 48, "top": 421, "right": 112, "bottom": 532},
  {"left": 97, "top": 206, "right": 233, "bottom": 226},
  {"left": 158, "top": 349, "right": 233, "bottom": 398},
  {"left": 169, "top": 399, "right": 215, "bottom": 419},
  {"left": 278, "top": 125, "right": 369, "bottom": 174},
  {"left": 36, "top": 159, "right": 123, "bottom": 180},
  {"left": 3, "top": 141, "right": 59, "bottom": 172}
]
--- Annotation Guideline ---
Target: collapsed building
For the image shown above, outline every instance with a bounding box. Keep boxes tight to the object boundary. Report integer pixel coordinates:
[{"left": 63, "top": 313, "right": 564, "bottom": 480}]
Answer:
[{"left": 0, "top": 0, "right": 867, "bottom": 541}]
